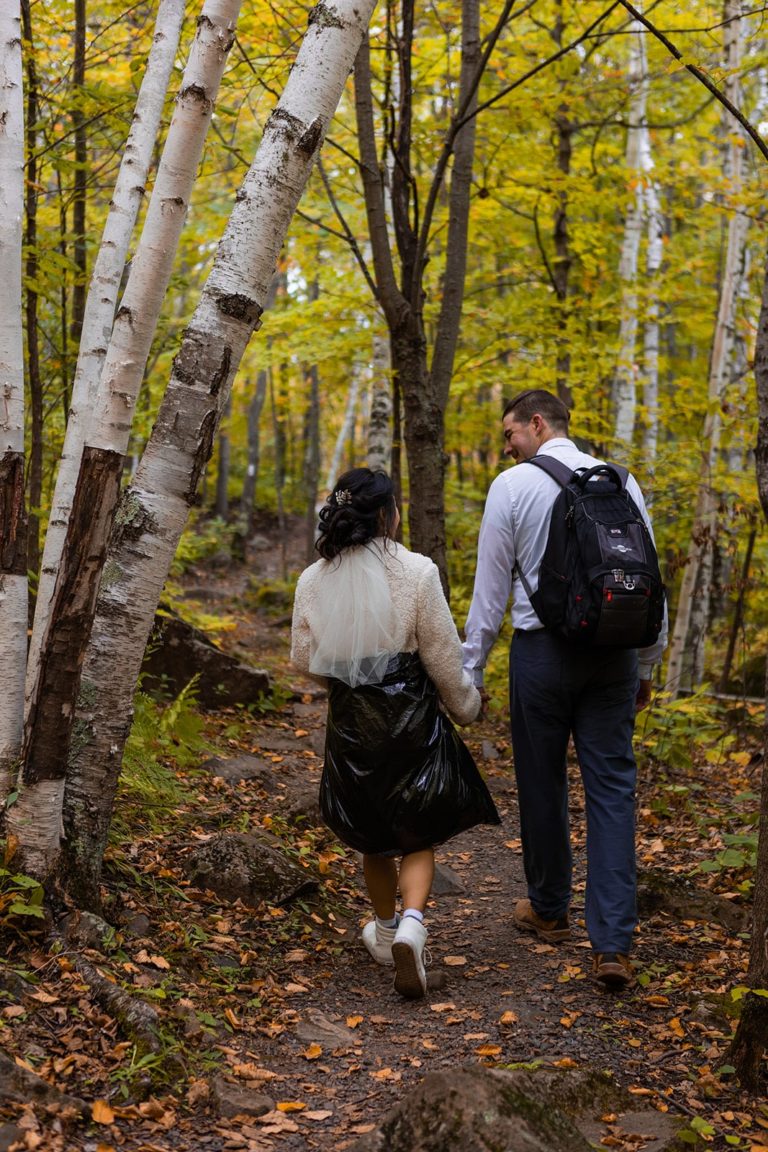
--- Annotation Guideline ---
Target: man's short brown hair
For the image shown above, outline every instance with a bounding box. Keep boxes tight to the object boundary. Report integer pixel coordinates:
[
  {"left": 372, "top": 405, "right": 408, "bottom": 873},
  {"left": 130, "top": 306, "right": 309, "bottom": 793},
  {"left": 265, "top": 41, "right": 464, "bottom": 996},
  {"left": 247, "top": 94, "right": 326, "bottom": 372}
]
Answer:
[{"left": 503, "top": 389, "right": 570, "bottom": 434}]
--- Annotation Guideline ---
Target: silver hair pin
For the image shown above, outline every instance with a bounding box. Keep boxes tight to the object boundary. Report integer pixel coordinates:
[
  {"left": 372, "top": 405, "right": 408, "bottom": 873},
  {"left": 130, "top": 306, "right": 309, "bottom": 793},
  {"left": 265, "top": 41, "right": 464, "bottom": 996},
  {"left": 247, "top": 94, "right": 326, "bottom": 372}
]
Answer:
[{"left": 335, "top": 489, "right": 353, "bottom": 506}]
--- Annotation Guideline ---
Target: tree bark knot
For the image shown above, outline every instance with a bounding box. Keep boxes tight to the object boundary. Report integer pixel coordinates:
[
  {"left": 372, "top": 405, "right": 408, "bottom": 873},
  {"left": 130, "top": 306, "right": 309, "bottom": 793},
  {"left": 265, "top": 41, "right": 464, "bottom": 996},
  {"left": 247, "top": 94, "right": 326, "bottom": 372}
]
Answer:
[
  {"left": 308, "top": 2, "right": 346, "bottom": 30},
  {"left": 179, "top": 83, "right": 213, "bottom": 114},
  {"left": 298, "top": 118, "right": 325, "bottom": 157},
  {"left": 213, "top": 289, "right": 263, "bottom": 328}
]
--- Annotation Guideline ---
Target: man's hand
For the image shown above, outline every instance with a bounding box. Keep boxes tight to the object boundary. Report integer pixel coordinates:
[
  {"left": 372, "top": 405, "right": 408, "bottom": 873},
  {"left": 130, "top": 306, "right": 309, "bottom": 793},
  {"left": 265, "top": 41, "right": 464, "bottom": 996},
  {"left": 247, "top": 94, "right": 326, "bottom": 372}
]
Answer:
[
  {"left": 479, "top": 687, "right": 491, "bottom": 717},
  {"left": 635, "top": 678, "right": 652, "bottom": 713}
]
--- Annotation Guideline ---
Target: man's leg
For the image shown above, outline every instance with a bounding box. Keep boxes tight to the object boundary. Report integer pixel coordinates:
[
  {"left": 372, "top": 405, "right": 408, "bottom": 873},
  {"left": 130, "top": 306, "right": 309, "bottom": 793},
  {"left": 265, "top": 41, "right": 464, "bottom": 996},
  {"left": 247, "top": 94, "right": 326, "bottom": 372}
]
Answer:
[
  {"left": 572, "top": 650, "right": 639, "bottom": 957},
  {"left": 509, "top": 631, "right": 573, "bottom": 921}
]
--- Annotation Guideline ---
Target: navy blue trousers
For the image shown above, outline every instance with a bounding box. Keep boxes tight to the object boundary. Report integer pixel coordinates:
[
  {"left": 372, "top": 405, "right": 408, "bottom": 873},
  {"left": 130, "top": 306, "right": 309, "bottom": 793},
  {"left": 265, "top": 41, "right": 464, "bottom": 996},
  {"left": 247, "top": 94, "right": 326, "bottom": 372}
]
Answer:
[{"left": 509, "top": 630, "right": 639, "bottom": 954}]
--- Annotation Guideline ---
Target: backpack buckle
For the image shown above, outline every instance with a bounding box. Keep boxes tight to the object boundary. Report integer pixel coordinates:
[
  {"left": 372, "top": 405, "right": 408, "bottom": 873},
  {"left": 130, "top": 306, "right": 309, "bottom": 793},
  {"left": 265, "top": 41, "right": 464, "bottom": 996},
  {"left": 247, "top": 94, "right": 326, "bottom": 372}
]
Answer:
[{"left": 612, "top": 569, "right": 635, "bottom": 590}]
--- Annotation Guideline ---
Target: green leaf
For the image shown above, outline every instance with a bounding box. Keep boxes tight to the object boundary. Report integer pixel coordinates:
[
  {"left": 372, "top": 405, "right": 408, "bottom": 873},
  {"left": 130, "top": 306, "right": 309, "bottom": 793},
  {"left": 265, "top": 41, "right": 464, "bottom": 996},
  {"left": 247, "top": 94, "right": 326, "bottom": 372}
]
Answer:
[{"left": 8, "top": 903, "right": 45, "bottom": 918}]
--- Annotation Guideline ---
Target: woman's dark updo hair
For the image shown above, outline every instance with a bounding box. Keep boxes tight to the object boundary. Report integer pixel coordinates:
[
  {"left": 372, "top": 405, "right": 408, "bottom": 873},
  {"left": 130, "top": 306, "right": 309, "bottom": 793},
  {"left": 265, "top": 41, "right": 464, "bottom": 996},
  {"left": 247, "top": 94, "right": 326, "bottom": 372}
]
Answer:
[{"left": 315, "top": 468, "right": 397, "bottom": 561}]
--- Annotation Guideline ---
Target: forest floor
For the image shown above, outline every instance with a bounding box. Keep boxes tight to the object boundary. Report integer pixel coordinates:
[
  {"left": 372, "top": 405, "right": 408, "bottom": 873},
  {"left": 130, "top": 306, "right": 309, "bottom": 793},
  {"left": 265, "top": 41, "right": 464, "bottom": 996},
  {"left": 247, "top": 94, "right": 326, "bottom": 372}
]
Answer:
[{"left": 1, "top": 518, "right": 767, "bottom": 1152}]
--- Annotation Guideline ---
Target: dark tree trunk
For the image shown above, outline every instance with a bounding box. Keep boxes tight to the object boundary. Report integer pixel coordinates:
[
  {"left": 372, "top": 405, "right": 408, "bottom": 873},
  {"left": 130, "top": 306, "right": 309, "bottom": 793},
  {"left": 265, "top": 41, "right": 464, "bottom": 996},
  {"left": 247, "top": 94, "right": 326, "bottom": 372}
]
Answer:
[
  {"left": 726, "top": 249, "right": 768, "bottom": 1089},
  {"left": 21, "top": 449, "right": 122, "bottom": 787}
]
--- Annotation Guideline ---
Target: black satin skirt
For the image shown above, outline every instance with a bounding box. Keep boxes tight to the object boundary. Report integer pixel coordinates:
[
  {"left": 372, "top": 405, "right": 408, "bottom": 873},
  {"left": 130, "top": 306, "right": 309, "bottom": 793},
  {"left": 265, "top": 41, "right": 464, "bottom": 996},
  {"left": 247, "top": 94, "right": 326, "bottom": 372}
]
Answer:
[{"left": 320, "top": 651, "right": 501, "bottom": 856}]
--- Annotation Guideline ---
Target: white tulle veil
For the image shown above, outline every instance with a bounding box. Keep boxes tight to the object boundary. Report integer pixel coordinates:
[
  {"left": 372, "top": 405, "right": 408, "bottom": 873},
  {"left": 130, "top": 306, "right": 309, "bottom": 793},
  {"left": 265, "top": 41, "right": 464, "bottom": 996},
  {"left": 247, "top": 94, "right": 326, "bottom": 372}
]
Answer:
[{"left": 309, "top": 539, "right": 398, "bottom": 687}]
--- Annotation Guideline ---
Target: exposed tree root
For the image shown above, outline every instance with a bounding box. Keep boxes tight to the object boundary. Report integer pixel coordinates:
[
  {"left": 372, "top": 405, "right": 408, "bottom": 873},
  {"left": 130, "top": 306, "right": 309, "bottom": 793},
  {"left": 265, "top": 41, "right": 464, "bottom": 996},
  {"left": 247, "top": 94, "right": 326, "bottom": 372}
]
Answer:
[{"left": 73, "top": 954, "right": 163, "bottom": 1056}]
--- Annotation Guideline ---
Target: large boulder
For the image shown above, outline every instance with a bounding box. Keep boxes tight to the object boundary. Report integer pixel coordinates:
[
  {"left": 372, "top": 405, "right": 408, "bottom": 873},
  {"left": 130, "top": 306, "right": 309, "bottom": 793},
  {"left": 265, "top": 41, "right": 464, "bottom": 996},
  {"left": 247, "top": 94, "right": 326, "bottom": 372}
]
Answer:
[
  {"left": 350, "top": 1066, "right": 683, "bottom": 1152},
  {"left": 141, "top": 609, "right": 270, "bottom": 709},
  {"left": 184, "top": 831, "right": 317, "bottom": 907}
]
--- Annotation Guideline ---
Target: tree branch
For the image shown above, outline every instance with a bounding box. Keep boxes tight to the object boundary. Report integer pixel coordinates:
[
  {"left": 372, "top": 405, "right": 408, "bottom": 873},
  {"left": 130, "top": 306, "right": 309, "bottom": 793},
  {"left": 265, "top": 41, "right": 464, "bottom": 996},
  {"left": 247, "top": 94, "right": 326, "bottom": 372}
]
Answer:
[
  {"left": 617, "top": 0, "right": 768, "bottom": 164},
  {"left": 411, "top": 0, "right": 520, "bottom": 308},
  {"left": 316, "top": 157, "right": 380, "bottom": 301}
]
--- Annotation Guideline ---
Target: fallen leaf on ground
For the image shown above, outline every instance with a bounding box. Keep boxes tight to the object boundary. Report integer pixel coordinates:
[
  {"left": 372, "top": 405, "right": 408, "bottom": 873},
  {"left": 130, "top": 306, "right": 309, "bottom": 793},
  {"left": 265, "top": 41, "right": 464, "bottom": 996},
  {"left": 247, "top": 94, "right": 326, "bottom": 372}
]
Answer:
[
  {"left": 443, "top": 955, "right": 467, "bottom": 966},
  {"left": 92, "top": 1100, "right": 115, "bottom": 1124}
]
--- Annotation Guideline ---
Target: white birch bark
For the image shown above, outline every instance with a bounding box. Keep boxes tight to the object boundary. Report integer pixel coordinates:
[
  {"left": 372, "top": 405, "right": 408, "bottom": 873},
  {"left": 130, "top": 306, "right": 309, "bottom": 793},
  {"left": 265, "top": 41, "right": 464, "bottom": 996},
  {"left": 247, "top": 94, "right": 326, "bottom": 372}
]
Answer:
[
  {"left": 613, "top": 18, "right": 648, "bottom": 446},
  {"left": 327, "top": 370, "right": 362, "bottom": 489},
  {"left": 641, "top": 147, "right": 663, "bottom": 465},
  {"left": 12, "top": 0, "right": 242, "bottom": 877},
  {"left": 666, "top": 0, "right": 748, "bottom": 694},
  {"left": 26, "top": 0, "right": 185, "bottom": 707},
  {"left": 367, "top": 331, "right": 392, "bottom": 472},
  {"left": 0, "top": 4, "right": 27, "bottom": 798},
  {"left": 86, "top": 0, "right": 243, "bottom": 456},
  {"left": 62, "top": 0, "right": 378, "bottom": 907}
]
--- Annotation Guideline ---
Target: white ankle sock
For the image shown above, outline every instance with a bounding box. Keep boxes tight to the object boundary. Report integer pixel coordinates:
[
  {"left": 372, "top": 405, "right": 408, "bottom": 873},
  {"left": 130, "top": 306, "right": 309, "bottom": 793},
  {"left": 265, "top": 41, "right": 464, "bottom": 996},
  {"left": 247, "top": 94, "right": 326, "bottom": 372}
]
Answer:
[
  {"left": 377, "top": 914, "right": 399, "bottom": 929},
  {"left": 402, "top": 908, "right": 424, "bottom": 923}
]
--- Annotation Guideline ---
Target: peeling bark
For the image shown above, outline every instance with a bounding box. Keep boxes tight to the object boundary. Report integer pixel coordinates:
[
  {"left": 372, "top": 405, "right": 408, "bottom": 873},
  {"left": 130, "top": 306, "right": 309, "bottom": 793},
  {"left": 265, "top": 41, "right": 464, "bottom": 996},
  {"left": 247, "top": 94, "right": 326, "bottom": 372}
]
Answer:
[
  {"left": 61, "top": 0, "right": 378, "bottom": 909},
  {"left": 26, "top": 0, "right": 185, "bottom": 713}
]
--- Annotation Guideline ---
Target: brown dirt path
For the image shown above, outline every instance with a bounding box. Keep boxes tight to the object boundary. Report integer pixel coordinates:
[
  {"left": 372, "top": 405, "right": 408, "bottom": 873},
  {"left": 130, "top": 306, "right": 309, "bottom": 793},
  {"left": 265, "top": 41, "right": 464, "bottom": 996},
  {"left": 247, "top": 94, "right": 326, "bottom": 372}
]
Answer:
[{"left": 0, "top": 533, "right": 759, "bottom": 1152}]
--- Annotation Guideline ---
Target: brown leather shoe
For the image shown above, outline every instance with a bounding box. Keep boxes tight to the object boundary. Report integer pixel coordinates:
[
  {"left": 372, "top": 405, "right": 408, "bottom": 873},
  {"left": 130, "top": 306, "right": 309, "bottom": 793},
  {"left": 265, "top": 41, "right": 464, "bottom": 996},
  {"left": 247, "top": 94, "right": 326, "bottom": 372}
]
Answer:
[
  {"left": 593, "top": 952, "right": 635, "bottom": 989},
  {"left": 513, "top": 898, "right": 571, "bottom": 943}
]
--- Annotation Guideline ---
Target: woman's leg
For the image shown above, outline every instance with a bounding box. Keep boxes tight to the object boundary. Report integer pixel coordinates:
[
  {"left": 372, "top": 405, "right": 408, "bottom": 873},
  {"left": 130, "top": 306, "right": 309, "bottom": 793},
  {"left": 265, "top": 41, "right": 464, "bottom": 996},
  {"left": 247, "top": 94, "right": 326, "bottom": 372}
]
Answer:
[
  {"left": 398, "top": 848, "right": 435, "bottom": 913},
  {"left": 362, "top": 854, "right": 398, "bottom": 920}
]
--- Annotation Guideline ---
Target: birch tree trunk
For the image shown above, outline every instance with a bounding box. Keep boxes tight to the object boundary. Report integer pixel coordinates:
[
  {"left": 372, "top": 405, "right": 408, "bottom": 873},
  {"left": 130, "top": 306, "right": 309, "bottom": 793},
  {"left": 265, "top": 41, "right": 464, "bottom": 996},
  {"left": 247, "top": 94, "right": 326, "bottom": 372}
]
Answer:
[
  {"left": 21, "top": 1, "right": 42, "bottom": 587},
  {"left": 551, "top": 0, "right": 573, "bottom": 407},
  {"left": 13, "top": 0, "right": 241, "bottom": 879},
  {"left": 367, "top": 331, "right": 393, "bottom": 472},
  {"left": 326, "top": 371, "right": 361, "bottom": 489},
  {"left": 666, "top": 0, "right": 748, "bottom": 695},
  {"left": 613, "top": 17, "right": 648, "bottom": 446},
  {"left": 61, "top": 0, "right": 378, "bottom": 909},
  {"left": 238, "top": 272, "right": 280, "bottom": 532},
  {"left": 303, "top": 367, "right": 321, "bottom": 564},
  {"left": 0, "top": 3, "right": 27, "bottom": 803},
  {"left": 215, "top": 394, "right": 232, "bottom": 519},
  {"left": 641, "top": 154, "right": 663, "bottom": 464},
  {"left": 26, "top": 0, "right": 185, "bottom": 703}
]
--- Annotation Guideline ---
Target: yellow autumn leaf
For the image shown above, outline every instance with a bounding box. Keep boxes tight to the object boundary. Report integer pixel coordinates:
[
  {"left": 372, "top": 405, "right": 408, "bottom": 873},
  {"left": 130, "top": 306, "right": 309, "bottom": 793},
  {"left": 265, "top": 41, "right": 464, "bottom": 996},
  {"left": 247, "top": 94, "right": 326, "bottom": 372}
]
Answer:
[
  {"left": 499, "top": 1010, "right": 518, "bottom": 1025},
  {"left": 443, "top": 955, "right": 467, "bottom": 966},
  {"left": 301, "top": 1043, "right": 322, "bottom": 1060},
  {"left": 92, "top": 1100, "right": 115, "bottom": 1124},
  {"left": 277, "top": 1101, "right": 307, "bottom": 1112},
  {"left": 224, "top": 1007, "right": 240, "bottom": 1029},
  {"left": 475, "top": 1045, "right": 502, "bottom": 1056},
  {"left": 346, "top": 1015, "right": 364, "bottom": 1028}
]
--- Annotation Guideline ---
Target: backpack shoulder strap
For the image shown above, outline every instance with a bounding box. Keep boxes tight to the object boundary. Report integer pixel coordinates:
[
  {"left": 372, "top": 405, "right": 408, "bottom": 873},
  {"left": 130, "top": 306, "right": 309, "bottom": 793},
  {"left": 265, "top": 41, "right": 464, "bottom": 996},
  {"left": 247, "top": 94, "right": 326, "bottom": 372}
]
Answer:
[
  {"left": 513, "top": 455, "right": 574, "bottom": 603},
  {"left": 524, "top": 455, "right": 575, "bottom": 488}
]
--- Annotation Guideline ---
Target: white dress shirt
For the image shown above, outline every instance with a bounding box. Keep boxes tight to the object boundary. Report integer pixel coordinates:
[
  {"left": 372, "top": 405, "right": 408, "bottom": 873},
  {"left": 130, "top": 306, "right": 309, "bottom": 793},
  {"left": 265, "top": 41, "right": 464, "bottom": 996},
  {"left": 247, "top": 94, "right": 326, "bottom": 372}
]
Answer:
[{"left": 462, "top": 438, "right": 667, "bottom": 685}]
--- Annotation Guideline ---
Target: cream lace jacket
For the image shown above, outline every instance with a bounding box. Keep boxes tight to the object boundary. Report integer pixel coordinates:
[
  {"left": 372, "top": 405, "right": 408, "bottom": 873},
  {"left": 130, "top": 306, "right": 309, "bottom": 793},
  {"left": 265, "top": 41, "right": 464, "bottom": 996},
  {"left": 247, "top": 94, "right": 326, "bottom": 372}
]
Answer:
[{"left": 291, "top": 541, "right": 481, "bottom": 726}]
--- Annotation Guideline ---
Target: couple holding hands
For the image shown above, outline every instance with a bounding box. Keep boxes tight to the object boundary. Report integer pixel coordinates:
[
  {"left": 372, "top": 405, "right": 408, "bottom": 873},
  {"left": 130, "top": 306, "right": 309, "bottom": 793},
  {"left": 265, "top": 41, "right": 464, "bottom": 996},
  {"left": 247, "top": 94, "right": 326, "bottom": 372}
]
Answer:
[{"left": 291, "top": 389, "right": 666, "bottom": 999}]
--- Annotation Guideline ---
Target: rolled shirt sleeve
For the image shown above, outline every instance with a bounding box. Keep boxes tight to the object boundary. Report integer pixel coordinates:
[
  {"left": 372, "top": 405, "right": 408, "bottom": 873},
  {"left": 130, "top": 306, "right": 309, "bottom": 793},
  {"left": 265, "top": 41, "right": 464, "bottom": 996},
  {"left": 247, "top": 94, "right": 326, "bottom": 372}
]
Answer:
[{"left": 462, "top": 476, "right": 516, "bottom": 687}]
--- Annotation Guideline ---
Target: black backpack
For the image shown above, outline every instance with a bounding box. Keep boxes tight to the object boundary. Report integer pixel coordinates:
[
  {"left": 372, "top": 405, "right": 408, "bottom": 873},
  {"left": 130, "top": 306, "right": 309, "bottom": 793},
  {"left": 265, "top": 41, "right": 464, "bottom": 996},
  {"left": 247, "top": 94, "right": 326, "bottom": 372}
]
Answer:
[{"left": 516, "top": 456, "right": 665, "bottom": 648}]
